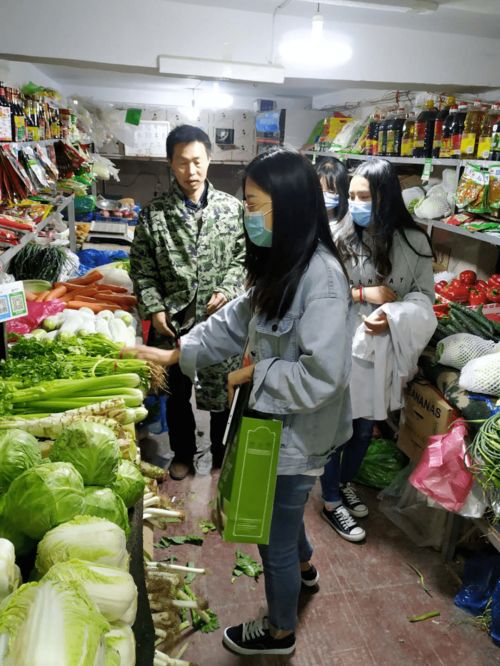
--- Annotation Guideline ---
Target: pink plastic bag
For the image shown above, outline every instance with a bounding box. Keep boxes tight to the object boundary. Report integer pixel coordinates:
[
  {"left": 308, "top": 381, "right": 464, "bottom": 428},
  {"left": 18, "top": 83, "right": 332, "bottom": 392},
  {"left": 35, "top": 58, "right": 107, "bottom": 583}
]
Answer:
[
  {"left": 409, "top": 420, "right": 473, "bottom": 512},
  {"left": 7, "top": 300, "right": 65, "bottom": 335}
]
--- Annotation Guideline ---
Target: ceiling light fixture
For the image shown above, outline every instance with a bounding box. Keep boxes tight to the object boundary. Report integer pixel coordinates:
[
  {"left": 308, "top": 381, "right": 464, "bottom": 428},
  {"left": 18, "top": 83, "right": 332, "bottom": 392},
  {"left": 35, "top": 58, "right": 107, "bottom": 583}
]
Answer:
[
  {"left": 158, "top": 55, "right": 284, "bottom": 84},
  {"left": 298, "top": 0, "right": 438, "bottom": 14},
  {"left": 311, "top": 4, "right": 324, "bottom": 38}
]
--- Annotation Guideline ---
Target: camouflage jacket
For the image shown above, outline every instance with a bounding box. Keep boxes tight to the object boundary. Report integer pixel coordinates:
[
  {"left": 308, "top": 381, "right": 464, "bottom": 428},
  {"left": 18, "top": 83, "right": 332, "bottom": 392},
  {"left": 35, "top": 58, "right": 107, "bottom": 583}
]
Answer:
[{"left": 130, "top": 179, "right": 246, "bottom": 411}]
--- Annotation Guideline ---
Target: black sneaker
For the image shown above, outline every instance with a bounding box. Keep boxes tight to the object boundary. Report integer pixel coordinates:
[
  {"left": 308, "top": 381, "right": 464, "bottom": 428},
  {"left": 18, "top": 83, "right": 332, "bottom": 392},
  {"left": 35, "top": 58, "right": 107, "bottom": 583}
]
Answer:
[
  {"left": 301, "top": 564, "right": 320, "bottom": 587},
  {"left": 321, "top": 505, "right": 366, "bottom": 542},
  {"left": 340, "top": 483, "right": 369, "bottom": 518},
  {"left": 223, "top": 616, "right": 296, "bottom": 656}
]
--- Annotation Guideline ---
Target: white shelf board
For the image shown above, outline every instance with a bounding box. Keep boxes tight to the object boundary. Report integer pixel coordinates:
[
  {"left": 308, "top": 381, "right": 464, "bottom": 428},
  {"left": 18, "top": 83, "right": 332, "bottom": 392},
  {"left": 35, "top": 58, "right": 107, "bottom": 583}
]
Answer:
[
  {"left": 414, "top": 215, "right": 500, "bottom": 248},
  {"left": 303, "top": 150, "right": 497, "bottom": 170},
  {"left": 0, "top": 139, "right": 57, "bottom": 148}
]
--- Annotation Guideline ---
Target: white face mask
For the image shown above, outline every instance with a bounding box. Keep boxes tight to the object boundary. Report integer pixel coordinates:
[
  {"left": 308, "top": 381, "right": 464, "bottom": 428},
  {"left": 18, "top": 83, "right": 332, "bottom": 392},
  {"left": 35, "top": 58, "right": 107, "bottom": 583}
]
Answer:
[{"left": 323, "top": 192, "right": 339, "bottom": 209}]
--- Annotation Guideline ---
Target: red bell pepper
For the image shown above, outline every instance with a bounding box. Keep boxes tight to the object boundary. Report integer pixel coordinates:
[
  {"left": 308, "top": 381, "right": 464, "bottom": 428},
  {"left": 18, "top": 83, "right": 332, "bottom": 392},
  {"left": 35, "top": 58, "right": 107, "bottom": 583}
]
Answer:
[
  {"left": 459, "top": 270, "right": 477, "bottom": 286},
  {"left": 488, "top": 274, "right": 500, "bottom": 287},
  {"left": 487, "top": 288, "right": 500, "bottom": 303},
  {"left": 450, "top": 278, "right": 463, "bottom": 289},
  {"left": 469, "top": 289, "right": 489, "bottom": 306},
  {"left": 475, "top": 279, "right": 488, "bottom": 292},
  {"left": 434, "top": 280, "right": 448, "bottom": 294},
  {"left": 443, "top": 284, "right": 470, "bottom": 303},
  {"left": 433, "top": 303, "right": 450, "bottom": 315}
]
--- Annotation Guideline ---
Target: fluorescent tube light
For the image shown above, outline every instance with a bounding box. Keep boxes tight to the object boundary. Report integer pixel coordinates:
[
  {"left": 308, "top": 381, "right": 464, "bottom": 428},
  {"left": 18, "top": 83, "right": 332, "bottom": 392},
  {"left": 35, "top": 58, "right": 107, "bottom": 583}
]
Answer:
[{"left": 158, "top": 55, "right": 285, "bottom": 84}]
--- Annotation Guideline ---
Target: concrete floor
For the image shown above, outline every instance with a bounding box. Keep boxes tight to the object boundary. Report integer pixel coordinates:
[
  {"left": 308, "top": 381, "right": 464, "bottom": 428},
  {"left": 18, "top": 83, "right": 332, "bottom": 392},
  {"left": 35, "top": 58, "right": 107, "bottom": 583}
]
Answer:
[{"left": 145, "top": 418, "right": 500, "bottom": 666}]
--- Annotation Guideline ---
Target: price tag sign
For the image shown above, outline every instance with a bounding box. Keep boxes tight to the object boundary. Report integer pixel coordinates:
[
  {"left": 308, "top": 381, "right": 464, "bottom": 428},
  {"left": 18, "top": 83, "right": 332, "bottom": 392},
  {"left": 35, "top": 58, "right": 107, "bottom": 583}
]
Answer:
[
  {"left": 421, "top": 158, "right": 434, "bottom": 183},
  {"left": 0, "top": 281, "right": 28, "bottom": 323}
]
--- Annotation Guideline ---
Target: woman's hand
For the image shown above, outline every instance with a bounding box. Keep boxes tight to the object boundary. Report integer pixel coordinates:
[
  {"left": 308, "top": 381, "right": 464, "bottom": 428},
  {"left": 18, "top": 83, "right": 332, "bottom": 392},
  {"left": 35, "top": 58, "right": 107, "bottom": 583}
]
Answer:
[
  {"left": 151, "top": 311, "right": 177, "bottom": 338},
  {"left": 227, "top": 365, "right": 255, "bottom": 406},
  {"left": 122, "top": 344, "right": 180, "bottom": 367},
  {"left": 363, "top": 286, "right": 397, "bottom": 305},
  {"left": 363, "top": 311, "right": 389, "bottom": 335},
  {"left": 207, "top": 291, "right": 228, "bottom": 315}
]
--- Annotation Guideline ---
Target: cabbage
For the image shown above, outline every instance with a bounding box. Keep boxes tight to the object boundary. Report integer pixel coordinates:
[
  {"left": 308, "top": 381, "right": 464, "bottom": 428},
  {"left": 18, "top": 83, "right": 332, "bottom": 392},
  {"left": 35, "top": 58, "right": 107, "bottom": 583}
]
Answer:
[
  {"left": 112, "top": 460, "right": 146, "bottom": 508},
  {"left": 105, "top": 622, "right": 136, "bottom": 666},
  {"left": 82, "top": 487, "right": 130, "bottom": 535},
  {"left": 0, "top": 582, "right": 37, "bottom": 663},
  {"left": 0, "top": 579, "right": 109, "bottom": 666},
  {"left": 0, "top": 496, "right": 36, "bottom": 556},
  {"left": 4, "top": 462, "right": 84, "bottom": 540},
  {"left": 0, "top": 429, "right": 42, "bottom": 493},
  {"left": 0, "top": 539, "right": 20, "bottom": 602},
  {"left": 51, "top": 421, "right": 121, "bottom": 486},
  {"left": 44, "top": 558, "right": 137, "bottom": 624},
  {"left": 36, "top": 515, "right": 129, "bottom": 576}
]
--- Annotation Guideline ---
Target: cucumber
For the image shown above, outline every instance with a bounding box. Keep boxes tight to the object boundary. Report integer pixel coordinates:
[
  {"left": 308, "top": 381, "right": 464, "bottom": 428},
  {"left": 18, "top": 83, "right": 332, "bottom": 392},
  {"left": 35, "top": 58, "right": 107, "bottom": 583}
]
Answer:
[{"left": 449, "top": 303, "right": 496, "bottom": 339}]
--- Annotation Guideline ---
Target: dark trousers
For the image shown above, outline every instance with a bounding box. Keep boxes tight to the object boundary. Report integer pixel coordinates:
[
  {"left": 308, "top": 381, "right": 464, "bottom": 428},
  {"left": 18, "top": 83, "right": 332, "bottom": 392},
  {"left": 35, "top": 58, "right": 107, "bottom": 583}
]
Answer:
[{"left": 166, "top": 362, "right": 229, "bottom": 467}]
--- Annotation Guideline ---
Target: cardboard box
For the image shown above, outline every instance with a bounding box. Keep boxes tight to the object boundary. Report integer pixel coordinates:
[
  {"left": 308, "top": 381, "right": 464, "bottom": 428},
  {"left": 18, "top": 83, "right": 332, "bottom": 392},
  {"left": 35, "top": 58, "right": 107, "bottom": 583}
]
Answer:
[{"left": 398, "top": 379, "right": 459, "bottom": 461}]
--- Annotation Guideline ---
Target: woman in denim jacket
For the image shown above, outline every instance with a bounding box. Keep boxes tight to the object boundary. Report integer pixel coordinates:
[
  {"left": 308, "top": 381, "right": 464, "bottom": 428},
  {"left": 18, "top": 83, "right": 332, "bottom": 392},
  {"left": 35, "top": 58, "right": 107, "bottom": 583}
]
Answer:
[{"left": 129, "top": 149, "right": 354, "bottom": 656}]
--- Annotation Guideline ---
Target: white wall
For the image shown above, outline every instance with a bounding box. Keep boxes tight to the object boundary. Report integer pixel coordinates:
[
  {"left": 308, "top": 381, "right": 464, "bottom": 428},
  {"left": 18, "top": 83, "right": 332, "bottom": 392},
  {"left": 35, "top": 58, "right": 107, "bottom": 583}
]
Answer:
[
  {"left": 0, "top": 59, "right": 60, "bottom": 90},
  {"left": 1, "top": 0, "right": 499, "bottom": 90}
]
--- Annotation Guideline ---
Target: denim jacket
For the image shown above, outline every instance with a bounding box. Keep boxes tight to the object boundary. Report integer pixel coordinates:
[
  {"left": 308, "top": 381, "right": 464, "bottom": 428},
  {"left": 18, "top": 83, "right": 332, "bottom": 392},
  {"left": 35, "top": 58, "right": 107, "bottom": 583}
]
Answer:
[{"left": 180, "top": 244, "right": 354, "bottom": 474}]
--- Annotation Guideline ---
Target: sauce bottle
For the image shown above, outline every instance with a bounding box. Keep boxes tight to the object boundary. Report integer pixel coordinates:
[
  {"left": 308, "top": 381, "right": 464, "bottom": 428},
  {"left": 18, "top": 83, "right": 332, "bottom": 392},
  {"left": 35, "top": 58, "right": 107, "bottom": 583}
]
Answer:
[
  {"left": 460, "top": 99, "right": 484, "bottom": 158},
  {"left": 365, "top": 114, "right": 379, "bottom": 155},
  {"left": 432, "top": 95, "right": 455, "bottom": 158},
  {"left": 376, "top": 112, "right": 387, "bottom": 156},
  {"left": 451, "top": 102, "right": 468, "bottom": 159},
  {"left": 0, "top": 81, "right": 13, "bottom": 142},
  {"left": 401, "top": 110, "right": 416, "bottom": 157},
  {"left": 492, "top": 108, "right": 500, "bottom": 162},
  {"left": 477, "top": 104, "right": 500, "bottom": 161},
  {"left": 440, "top": 105, "right": 457, "bottom": 158},
  {"left": 413, "top": 99, "right": 437, "bottom": 158},
  {"left": 386, "top": 107, "right": 406, "bottom": 156}
]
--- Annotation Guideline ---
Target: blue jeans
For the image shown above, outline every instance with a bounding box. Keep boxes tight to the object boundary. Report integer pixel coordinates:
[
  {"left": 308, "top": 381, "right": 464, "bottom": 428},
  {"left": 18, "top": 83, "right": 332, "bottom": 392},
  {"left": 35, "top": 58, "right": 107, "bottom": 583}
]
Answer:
[
  {"left": 320, "top": 418, "right": 374, "bottom": 503},
  {"left": 258, "top": 474, "right": 316, "bottom": 631}
]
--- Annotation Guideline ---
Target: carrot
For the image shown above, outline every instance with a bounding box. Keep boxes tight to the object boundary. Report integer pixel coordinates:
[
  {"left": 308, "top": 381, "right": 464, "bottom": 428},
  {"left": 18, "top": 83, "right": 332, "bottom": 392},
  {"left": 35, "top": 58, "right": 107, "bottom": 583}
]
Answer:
[
  {"left": 94, "top": 284, "right": 129, "bottom": 294},
  {"left": 42, "top": 285, "right": 68, "bottom": 301},
  {"left": 91, "top": 292, "right": 137, "bottom": 307},
  {"left": 34, "top": 291, "right": 49, "bottom": 302},
  {"left": 67, "top": 287, "right": 99, "bottom": 299},
  {"left": 25, "top": 291, "right": 37, "bottom": 302},
  {"left": 66, "top": 270, "right": 103, "bottom": 286},
  {"left": 66, "top": 300, "right": 120, "bottom": 313}
]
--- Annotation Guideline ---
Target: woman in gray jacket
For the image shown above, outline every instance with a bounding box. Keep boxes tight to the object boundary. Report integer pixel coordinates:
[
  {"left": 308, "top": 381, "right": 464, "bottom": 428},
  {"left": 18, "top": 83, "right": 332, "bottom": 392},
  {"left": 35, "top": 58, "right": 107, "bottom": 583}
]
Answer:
[{"left": 129, "top": 149, "right": 354, "bottom": 656}]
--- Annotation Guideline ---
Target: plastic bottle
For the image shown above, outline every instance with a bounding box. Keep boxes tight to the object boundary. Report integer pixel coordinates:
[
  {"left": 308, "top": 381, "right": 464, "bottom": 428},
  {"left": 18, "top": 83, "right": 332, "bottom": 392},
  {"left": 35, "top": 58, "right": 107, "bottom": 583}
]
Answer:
[
  {"left": 401, "top": 110, "right": 416, "bottom": 157},
  {"left": 386, "top": 107, "right": 406, "bottom": 156},
  {"left": 413, "top": 99, "right": 438, "bottom": 158},
  {"left": 440, "top": 105, "right": 457, "bottom": 158},
  {"left": 376, "top": 112, "right": 387, "bottom": 156},
  {"left": 365, "top": 114, "right": 379, "bottom": 155},
  {"left": 450, "top": 102, "right": 468, "bottom": 159},
  {"left": 477, "top": 104, "right": 500, "bottom": 160},
  {"left": 432, "top": 96, "right": 455, "bottom": 158},
  {"left": 460, "top": 99, "right": 485, "bottom": 158},
  {"left": 492, "top": 108, "right": 500, "bottom": 162}
]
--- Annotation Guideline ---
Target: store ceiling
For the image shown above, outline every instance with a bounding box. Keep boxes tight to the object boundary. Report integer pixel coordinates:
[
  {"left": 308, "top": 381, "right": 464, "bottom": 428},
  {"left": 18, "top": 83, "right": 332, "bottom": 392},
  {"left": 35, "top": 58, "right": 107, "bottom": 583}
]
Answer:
[{"left": 173, "top": 0, "right": 500, "bottom": 39}]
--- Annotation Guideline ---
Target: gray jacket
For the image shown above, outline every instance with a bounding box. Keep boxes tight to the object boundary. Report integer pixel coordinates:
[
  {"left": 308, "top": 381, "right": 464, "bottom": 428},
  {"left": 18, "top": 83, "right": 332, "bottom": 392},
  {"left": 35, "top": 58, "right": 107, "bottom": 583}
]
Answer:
[{"left": 180, "top": 245, "right": 354, "bottom": 475}]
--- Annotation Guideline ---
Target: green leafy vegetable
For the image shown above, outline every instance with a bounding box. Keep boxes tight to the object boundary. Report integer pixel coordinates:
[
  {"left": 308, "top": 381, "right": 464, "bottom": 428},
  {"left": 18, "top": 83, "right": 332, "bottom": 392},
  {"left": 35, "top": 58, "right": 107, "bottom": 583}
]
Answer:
[
  {"left": 0, "top": 497, "right": 36, "bottom": 556},
  {"left": 0, "top": 429, "right": 42, "bottom": 493},
  {"left": 233, "top": 549, "right": 263, "bottom": 581},
  {"left": 407, "top": 610, "right": 440, "bottom": 622},
  {"left": 155, "top": 535, "right": 204, "bottom": 548},
  {"left": 51, "top": 421, "right": 120, "bottom": 486},
  {"left": 0, "top": 578, "right": 109, "bottom": 665},
  {"left": 44, "top": 558, "right": 137, "bottom": 624},
  {"left": 82, "top": 487, "right": 130, "bottom": 536},
  {"left": 198, "top": 520, "right": 216, "bottom": 534},
  {"left": 112, "top": 460, "right": 146, "bottom": 508},
  {"left": 105, "top": 622, "right": 136, "bottom": 665},
  {"left": 36, "top": 515, "right": 129, "bottom": 576},
  {"left": 181, "top": 583, "right": 219, "bottom": 634},
  {"left": 4, "top": 462, "right": 84, "bottom": 540}
]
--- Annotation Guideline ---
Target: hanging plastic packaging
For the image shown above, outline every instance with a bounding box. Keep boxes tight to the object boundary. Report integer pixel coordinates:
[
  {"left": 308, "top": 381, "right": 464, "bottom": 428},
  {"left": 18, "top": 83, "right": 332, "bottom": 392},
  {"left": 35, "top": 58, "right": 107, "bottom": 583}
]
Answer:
[{"left": 409, "top": 419, "right": 473, "bottom": 512}]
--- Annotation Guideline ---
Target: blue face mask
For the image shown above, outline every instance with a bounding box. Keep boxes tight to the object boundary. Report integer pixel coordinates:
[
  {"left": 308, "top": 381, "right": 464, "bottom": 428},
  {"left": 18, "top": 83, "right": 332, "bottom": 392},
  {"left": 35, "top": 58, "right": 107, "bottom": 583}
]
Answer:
[
  {"left": 324, "top": 192, "right": 339, "bottom": 209},
  {"left": 349, "top": 200, "right": 372, "bottom": 227},
  {"left": 244, "top": 210, "right": 273, "bottom": 247}
]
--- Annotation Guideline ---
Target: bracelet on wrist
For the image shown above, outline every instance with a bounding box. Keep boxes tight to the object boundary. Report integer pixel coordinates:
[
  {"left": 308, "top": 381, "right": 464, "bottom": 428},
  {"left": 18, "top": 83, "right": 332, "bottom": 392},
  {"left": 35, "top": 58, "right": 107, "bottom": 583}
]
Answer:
[{"left": 359, "top": 286, "right": 364, "bottom": 304}]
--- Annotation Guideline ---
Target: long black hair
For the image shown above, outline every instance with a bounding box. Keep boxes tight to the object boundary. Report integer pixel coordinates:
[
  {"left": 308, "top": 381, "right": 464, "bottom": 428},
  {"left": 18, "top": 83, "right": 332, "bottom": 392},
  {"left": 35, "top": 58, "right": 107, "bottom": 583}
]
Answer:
[
  {"left": 244, "top": 149, "right": 347, "bottom": 320},
  {"left": 315, "top": 156, "right": 350, "bottom": 259},
  {"left": 315, "top": 156, "right": 349, "bottom": 221},
  {"left": 352, "top": 159, "right": 433, "bottom": 277}
]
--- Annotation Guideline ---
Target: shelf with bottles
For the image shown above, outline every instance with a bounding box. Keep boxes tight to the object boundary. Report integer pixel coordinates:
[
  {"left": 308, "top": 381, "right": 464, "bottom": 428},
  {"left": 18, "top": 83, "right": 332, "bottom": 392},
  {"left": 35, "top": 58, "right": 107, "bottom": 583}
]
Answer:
[
  {"left": 414, "top": 214, "right": 500, "bottom": 248},
  {"left": 303, "top": 150, "right": 495, "bottom": 171}
]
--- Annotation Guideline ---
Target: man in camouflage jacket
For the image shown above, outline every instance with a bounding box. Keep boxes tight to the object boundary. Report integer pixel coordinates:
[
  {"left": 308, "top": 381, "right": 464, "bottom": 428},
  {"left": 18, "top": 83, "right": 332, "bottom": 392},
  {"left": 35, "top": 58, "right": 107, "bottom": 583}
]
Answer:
[{"left": 130, "top": 125, "right": 245, "bottom": 479}]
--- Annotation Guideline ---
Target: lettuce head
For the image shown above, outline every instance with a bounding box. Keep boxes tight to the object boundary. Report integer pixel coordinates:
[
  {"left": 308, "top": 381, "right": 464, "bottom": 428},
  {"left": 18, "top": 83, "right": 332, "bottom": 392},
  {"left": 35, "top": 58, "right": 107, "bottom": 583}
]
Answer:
[
  {"left": 0, "top": 429, "right": 42, "bottom": 493},
  {"left": 82, "top": 487, "right": 129, "bottom": 536},
  {"left": 112, "top": 459, "right": 146, "bottom": 508}
]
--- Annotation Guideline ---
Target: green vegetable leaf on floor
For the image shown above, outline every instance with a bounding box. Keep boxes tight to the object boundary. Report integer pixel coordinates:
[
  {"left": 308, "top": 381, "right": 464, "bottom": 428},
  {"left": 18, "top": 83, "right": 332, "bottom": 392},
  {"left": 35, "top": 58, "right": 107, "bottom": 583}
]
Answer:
[
  {"left": 233, "top": 549, "right": 263, "bottom": 581},
  {"left": 155, "top": 535, "right": 204, "bottom": 548},
  {"left": 198, "top": 520, "right": 216, "bottom": 534}
]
